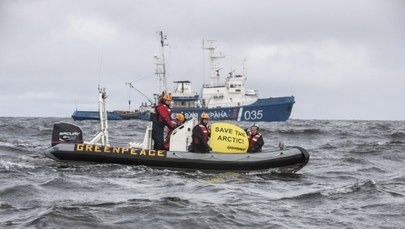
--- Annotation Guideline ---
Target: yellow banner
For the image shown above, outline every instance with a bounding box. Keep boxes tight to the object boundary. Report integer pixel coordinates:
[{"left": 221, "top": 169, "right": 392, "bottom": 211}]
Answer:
[{"left": 210, "top": 123, "right": 248, "bottom": 153}]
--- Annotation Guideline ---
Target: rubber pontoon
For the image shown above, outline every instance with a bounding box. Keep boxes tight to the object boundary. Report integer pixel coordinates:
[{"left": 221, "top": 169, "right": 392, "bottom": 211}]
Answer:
[{"left": 45, "top": 143, "right": 309, "bottom": 173}]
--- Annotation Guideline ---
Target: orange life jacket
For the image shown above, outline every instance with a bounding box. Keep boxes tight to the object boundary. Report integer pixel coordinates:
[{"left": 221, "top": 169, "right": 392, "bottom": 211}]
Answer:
[
  {"left": 248, "top": 132, "right": 261, "bottom": 150},
  {"left": 194, "top": 124, "right": 209, "bottom": 144}
]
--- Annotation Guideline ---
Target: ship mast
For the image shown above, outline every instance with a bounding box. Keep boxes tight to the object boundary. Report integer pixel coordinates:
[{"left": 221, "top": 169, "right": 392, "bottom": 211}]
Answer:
[
  {"left": 203, "top": 40, "right": 225, "bottom": 86},
  {"left": 154, "top": 31, "right": 168, "bottom": 103}
]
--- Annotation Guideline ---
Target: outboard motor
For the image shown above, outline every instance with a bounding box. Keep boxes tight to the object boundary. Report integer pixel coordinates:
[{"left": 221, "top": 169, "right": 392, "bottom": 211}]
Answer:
[{"left": 51, "top": 123, "right": 83, "bottom": 146}]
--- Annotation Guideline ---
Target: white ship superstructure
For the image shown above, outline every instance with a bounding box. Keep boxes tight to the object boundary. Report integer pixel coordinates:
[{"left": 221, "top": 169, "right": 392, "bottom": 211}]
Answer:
[{"left": 171, "top": 40, "right": 259, "bottom": 109}]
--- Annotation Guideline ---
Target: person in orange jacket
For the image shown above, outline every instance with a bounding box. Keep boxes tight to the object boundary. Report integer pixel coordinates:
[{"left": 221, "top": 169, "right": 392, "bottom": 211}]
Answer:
[
  {"left": 189, "top": 113, "right": 211, "bottom": 153},
  {"left": 247, "top": 123, "right": 264, "bottom": 153},
  {"left": 164, "top": 112, "right": 186, "bottom": 150},
  {"left": 152, "top": 94, "right": 176, "bottom": 150}
]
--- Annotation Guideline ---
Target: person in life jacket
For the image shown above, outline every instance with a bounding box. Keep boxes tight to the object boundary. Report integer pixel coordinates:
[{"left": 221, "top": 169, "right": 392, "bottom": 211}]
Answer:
[
  {"left": 152, "top": 93, "right": 176, "bottom": 150},
  {"left": 247, "top": 123, "right": 264, "bottom": 153},
  {"left": 189, "top": 113, "right": 211, "bottom": 153},
  {"left": 164, "top": 112, "right": 186, "bottom": 150}
]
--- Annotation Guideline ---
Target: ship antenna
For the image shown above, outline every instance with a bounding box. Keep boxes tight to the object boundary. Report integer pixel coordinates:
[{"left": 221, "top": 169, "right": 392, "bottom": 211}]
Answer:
[
  {"left": 158, "top": 31, "right": 168, "bottom": 92},
  {"left": 204, "top": 40, "right": 225, "bottom": 86},
  {"left": 154, "top": 31, "right": 169, "bottom": 104},
  {"left": 127, "top": 83, "right": 131, "bottom": 110},
  {"left": 243, "top": 58, "right": 247, "bottom": 77},
  {"left": 202, "top": 39, "right": 206, "bottom": 85}
]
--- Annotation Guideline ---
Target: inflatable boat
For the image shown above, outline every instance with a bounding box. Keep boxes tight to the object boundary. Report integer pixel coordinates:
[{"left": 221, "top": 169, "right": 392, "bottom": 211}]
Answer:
[
  {"left": 45, "top": 89, "right": 309, "bottom": 173},
  {"left": 46, "top": 143, "right": 308, "bottom": 173}
]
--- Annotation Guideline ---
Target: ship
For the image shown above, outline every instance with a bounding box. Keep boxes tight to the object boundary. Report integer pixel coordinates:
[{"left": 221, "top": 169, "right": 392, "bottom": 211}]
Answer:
[
  {"left": 72, "top": 32, "right": 295, "bottom": 122},
  {"left": 71, "top": 110, "right": 139, "bottom": 121},
  {"left": 141, "top": 78, "right": 295, "bottom": 122}
]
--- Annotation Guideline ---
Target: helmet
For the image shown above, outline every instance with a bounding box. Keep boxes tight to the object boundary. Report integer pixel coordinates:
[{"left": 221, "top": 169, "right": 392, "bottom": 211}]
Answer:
[
  {"left": 251, "top": 123, "right": 259, "bottom": 130},
  {"left": 162, "top": 93, "right": 172, "bottom": 101},
  {"left": 201, "top": 113, "right": 209, "bottom": 119},
  {"left": 175, "top": 113, "right": 185, "bottom": 122}
]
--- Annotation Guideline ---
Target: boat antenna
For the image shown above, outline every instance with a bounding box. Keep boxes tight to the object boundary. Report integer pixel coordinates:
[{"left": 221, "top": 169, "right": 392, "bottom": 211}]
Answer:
[
  {"left": 125, "top": 82, "right": 154, "bottom": 105},
  {"left": 88, "top": 87, "right": 109, "bottom": 146},
  {"left": 97, "top": 49, "right": 104, "bottom": 91}
]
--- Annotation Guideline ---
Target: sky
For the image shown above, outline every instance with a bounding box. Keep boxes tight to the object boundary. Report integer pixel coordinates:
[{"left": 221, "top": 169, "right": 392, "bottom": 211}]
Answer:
[{"left": 1, "top": 0, "right": 404, "bottom": 120}]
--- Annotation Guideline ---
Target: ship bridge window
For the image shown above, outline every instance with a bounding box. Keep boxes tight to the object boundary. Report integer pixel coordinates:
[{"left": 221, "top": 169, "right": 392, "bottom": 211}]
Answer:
[{"left": 230, "top": 84, "right": 235, "bottom": 88}]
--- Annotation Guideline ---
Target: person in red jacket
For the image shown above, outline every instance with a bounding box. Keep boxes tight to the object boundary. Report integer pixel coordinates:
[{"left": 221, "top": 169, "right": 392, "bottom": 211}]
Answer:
[
  {"left": 189, "top": 113, "right": 211, "bottom": 153},
  {"left": 152, "top": 94, "right": 176, "bottom": 150},
  {"left": 247, "top": 123, "right": 264, "bottom": 153},
  {"left": 164, "top": 112, "right": 186, "bottom": 150}
]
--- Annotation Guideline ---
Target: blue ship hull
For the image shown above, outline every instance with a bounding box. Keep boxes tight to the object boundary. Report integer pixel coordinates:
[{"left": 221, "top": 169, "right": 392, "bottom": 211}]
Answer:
[
  {"left": 140, "top": 96, "right": 295, "bottom": 122},
  {"left": 72, "top": 110, "right": 123, "bottom": 121},
  {"left": 72, "top": 96, "right": 294, "bottom": 122}
]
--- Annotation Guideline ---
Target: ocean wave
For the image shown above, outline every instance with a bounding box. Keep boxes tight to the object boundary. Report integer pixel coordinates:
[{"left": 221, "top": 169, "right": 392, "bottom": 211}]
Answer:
[
  {"left": 0, "top": 140, "right": 44, "bottom": 154},
  {"left": 319, "top": 143, "right": 338, "bottom": 149},
  {"left": 379, "top": 184, "right": 405, "bottom": 198},
  {"left": 0, "top": 183, "right": 43, "bottom": 211},
  {"left": 366, "top": 122, "right": 392, "bottom": 132},
  {"left": 357, "top": 166, "right": 386, "bottom": 173},
  {"left": 0, "top": 159, "right": 36, "bottom": 172},
  {"left": 349, "top": 145, "right": 384, "bottom": 155},
  {"left": 387, "top": 140, "right": 405, "bottom": 145},
  {"left": 320, "top": 179, "right": 377, "bottom": 197},
  {"left": 273, "top": 179, "right": 378, "bottom": 201},
  {"left": 159, "top": 196, "right": 191, "bottom": 207},
  {"left": 342, "top": 157, "right": 370, "bottom": 165},
  {"left": 22, "top": 204, "right": 104, "bottom": 228},
  {"left": 276, "top": 128, "right": 323, "bottom": 135},
  {"left": 0, "top": 201, "right": 13, "bottom": 209},
  {"left": 389, "top": 131, "right": 405, "bottom": 139}
]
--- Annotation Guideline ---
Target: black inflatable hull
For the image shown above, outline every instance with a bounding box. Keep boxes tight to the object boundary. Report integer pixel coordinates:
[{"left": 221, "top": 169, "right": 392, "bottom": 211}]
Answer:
[{"left": 45, "top": 143, "right": 309, "bottom": 173}]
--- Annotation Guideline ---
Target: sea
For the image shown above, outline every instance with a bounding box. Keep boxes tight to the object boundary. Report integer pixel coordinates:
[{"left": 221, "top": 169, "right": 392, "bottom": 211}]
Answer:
[{"left": 0, "top": 117, "right": 404, "bottom": 228}]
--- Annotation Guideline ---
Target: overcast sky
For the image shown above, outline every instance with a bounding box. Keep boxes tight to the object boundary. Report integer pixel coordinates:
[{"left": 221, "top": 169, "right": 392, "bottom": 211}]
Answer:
[{"left": 1, "top": 0, "right": 404, "bottom": 120}]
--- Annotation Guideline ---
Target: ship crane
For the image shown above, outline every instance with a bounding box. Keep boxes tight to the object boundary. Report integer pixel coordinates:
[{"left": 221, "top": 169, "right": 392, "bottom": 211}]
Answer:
[{"left": 125, "top": 82, "right": 155, "bottom": 106}]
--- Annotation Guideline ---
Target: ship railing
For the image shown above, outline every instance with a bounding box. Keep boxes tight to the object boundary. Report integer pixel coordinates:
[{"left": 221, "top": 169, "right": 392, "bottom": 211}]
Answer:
[{"left": 202, "top": 83, "right": 226, "bottom": 88}]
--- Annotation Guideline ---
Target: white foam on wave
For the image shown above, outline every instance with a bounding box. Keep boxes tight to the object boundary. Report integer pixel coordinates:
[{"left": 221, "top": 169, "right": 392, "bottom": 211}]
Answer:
[
  {"left": 0, "top": 141, "right": 15, "bottom": 148},
  {"left": 321, "top": 179, "right": 376, "bottom": 196},
  {"left": 0, "top": 160, "right": 35, "bottom": 171}
]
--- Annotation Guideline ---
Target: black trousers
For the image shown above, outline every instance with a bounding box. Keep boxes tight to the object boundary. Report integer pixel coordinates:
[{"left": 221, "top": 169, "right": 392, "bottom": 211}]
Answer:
[
  {"left": 152, "top": 121, "right": 165, "bottom": 150},
  {"left": 189, "top": 143, "right": 210, "bottom": 153}
]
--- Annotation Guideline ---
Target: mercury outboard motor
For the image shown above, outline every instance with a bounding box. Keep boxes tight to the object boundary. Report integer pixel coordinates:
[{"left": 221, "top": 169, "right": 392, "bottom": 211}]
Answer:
[{"left": 51, "top": 123, "right": 83, "bottom": 146}]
